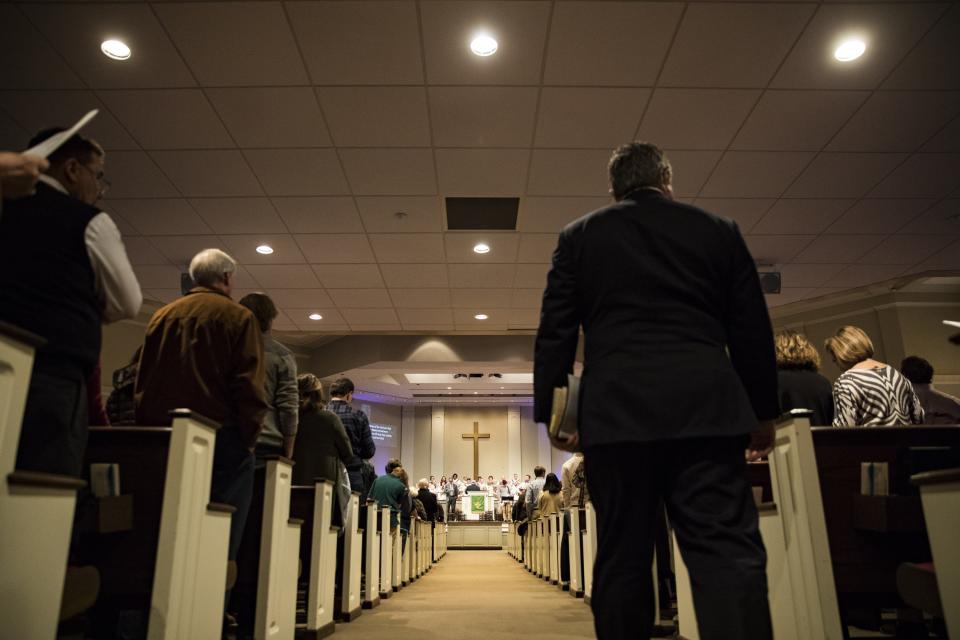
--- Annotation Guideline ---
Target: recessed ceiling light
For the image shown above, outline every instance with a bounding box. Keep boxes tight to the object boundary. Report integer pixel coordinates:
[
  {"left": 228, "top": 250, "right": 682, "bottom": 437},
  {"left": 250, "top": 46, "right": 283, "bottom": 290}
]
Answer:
[
  {"left": 473, "top": 243, "right": 491, "bottom": 254},
  {"left": 834, "top": 38, "right": 866, "bottom": 62},
  {"left": 470, "top": 34, "right": 498, "bottom": 57},
  {"left": 474, "top": 391, "right": 478, "bottom": 394},
  {"left": 255, "top": 244, "right": 274, "bottom": 255},
  {"left": 474, "top": 313, "right": 488, "bottom": 320},
  {"left": 101, "top": 39, "right": 131, "bottom": 61},
  {"left": 447, "top": 386, "right": 452, "bottom": 390},
  {"left": 308, "top": 313, "right": 323, "bottom": 321}
]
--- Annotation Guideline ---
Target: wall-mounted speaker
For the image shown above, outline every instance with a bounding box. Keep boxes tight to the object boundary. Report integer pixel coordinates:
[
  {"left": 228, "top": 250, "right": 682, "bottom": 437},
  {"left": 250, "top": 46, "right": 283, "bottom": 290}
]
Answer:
[
  {"left": 180, "top": 273, "right": 195, "bottom": 295},
  {"left": 758, "top": 271, "right": 782, "bottom": 294}
]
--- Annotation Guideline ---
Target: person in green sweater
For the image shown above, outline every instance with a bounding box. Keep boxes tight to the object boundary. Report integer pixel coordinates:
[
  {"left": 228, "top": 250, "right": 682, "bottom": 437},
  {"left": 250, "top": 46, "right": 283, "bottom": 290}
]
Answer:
[{"left": 367, "top": 458, "right": 406, "bottom": 531}]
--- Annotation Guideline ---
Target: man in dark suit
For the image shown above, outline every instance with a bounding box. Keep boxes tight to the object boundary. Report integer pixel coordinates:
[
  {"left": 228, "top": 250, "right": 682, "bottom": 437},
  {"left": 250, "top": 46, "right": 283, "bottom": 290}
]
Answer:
[
  {"left": 534, "top": 142, "right": 779, "bottom": 640},
  {"left": 416, "top": 479, "right": 439, "bottom": 521}
]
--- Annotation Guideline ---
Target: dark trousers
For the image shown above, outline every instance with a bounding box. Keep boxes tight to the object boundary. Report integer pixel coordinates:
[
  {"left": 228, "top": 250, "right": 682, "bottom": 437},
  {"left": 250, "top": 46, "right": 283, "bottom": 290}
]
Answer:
[
  {"left": 16, "top": 366, "right": 88, "bottom": 477},
  {"left": 211, "top": 427, "right": 255, "bottom": 563},
  {"left": 585, "top": 436, "right": 772, "bottom": 640}
]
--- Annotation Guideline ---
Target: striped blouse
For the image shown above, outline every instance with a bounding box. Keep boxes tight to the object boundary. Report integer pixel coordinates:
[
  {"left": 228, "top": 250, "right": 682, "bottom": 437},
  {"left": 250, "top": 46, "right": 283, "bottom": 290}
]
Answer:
[{"left": 832, "top": 366, "right": 925, "bottom": 427}]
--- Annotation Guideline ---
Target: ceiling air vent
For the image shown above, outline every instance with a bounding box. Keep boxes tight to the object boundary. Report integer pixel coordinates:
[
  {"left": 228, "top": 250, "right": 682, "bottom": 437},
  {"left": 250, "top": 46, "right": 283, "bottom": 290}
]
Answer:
[{"left": 446, "top": 197, "right": 519, "bottom": 230}]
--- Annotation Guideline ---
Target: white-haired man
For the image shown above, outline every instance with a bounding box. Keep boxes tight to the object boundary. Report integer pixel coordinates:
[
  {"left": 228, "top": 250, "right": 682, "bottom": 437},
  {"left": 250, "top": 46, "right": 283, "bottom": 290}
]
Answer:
[{"left": 135, "top": 248, "right": 268, "bottom": 568}]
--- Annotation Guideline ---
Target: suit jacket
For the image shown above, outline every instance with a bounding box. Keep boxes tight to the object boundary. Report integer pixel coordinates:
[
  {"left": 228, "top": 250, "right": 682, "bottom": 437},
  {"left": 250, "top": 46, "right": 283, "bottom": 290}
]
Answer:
[
  {"left": 417, "top": 488, "right": 439, "bottom": 521},
  {"left": 533, "top": 190, "right": 779, "bottom": 448}
]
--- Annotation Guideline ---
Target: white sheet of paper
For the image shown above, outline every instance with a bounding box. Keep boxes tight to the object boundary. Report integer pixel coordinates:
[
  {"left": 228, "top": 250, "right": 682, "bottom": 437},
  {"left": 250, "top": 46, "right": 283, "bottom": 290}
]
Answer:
[
  {"left": 23, "top": 109, "right": 98, "bottom": 158},
  {"left": 944, "top": 320, "right": 960, "bottom": 329}
]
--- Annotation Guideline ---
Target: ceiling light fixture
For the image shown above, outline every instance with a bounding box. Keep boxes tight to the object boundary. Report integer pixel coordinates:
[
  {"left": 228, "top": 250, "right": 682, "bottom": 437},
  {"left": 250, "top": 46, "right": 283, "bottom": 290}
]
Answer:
[
  {"left": 834, "top": 38, "right": 866, "bottom": 62},
  {"left": 308, "top": 313, "right": 323, "bottom": 320},
  {"left": 101, "top": 39, "right": 132, "bottom": 60},
  {"left": 470, "top": 33, "right": 498, "bottom": 57},
  {"left": 255, "top": 244, "right": 274, "bottom": 255},
  {"left": 474, "top": 313, "right": 488, "bottom": 320},
  {"left": 473, "top": 242, "right": 490, "bottom": 254}
]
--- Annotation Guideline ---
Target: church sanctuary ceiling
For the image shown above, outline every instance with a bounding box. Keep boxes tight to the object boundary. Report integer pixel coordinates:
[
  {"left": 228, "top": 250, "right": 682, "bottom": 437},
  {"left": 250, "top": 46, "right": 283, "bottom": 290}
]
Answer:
[{"left": 2, "top": 0, "right": 958, "bottom": 339}]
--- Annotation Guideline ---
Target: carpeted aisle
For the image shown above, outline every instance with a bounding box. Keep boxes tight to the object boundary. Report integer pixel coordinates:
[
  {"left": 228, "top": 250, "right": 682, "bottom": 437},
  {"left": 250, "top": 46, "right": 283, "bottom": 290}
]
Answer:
[{"left": 330, "top": 550, "right": 597, "bottom": 639}]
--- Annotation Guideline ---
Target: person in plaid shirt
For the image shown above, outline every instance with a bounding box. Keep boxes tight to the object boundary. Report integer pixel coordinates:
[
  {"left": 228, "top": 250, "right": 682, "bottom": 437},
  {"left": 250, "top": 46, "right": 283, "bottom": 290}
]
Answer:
[{"left": 327, "top": 377, "right": 376, "bottom": 498}]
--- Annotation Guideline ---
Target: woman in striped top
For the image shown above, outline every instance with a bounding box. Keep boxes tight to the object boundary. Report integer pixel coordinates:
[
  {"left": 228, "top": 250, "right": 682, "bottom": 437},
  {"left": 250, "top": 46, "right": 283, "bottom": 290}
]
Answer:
[{"left": 825, "top": 326, "right": 924, "bottom": 427}]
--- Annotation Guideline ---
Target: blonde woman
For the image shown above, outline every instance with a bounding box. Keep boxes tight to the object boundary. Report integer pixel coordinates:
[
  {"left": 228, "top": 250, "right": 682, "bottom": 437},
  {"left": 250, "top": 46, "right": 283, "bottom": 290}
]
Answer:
[
  {"left": 775, "top": 330, "right": 833, "bottom": 426},
  {"left": 825, "top": 326, "right": 924, "bottom": 427}
]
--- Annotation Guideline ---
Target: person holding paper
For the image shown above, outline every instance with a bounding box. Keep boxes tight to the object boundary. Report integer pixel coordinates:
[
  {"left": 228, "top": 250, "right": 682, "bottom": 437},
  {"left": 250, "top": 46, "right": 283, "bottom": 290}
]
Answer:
[
  {"left": 0, "top": 127, "right": 142, "bottom": 477},
  {"left": 0, "top": 151, "right": 48, "bottom": 202}
]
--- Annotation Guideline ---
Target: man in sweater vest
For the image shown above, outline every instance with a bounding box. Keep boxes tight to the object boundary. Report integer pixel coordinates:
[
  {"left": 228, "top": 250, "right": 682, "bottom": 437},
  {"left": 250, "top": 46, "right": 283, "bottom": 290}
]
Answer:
[{"left": 0, "top": 129, "right": 142, "bottom": 477}]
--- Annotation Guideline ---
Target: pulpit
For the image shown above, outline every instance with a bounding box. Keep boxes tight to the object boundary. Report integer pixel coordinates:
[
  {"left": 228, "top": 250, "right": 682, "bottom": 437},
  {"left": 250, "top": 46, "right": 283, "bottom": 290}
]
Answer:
[{"left": 460, "top": 491, "right": 494, "bottom": 520}]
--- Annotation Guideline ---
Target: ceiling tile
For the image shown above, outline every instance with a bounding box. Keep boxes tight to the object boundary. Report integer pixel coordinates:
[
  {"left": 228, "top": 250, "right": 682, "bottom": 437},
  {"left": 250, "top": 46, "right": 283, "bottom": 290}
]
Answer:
[
  {"left": 388, "top": 289, "right": 452, "bottom": 308},
  {"left": 330, "top": 289, "right": 394, "bottom": 308},
  {"left": 429, "top": 87, "right": 538, "bottom": 147},
  {"left": 752, "top": 199, "right": 854, "bottom": 235},
  {"left": 701, "top": 152, "right": 814, "bottom": 198},
  {"left": 230, "top": 266, "right": 260, "bottom": 290},
  {"left": 397, "top": 308, "right": 455, "bottom": 326},
  {"left": 534, "top": 88, "right": 649, "bottom": 149},
  {"left": 121, "top": 237, "right": 168, "bottom": 265},
  {"left": 420, "top": 1, "right": 551, "bottom": 85},
  {"left": 317, "top": 87, "right": 430, "bottom": 147},
  {"left": 448, "top": 263, "right": 517, "bottom": 288},
  {"left": 0, "top": 91, "right": 137, "bottom": 150},
  {"left": 144, "top": 289, "right": 182, "bottom": 305},
  {"left": 100, "top": 205, "right": 138, "bottom": 237},
  {"left": 923, "top": 116, "right": 960, "bottom": 152},
  {"left": 766, "top": 288, "right": 818, "bottom": 309},
  {"left": 777, "top": 263, "right": 847, "bottom": 288},
  {"left": 518, "top": 197, "right": 610, "bottom": 232},
  {"left": 772, "top": 3, "right": 947, "bottom": 90},
  {"left": 287, "top": 308, "right": 346, "bottom": 329},
  {"left": 149, "top": 235, "right": 226, "bottom": 266},
  {"left": 104, "top": 151, "right": 180, "bottom": 199},
  {"left": 828, "top": 92, "right": 960, "bottom": 152},
  {"left": 544, "top": 2, "right": 683, "bottom": 86},
  {"left": 793, "top": 234, "right": 885, "bottom": 263},
  {"left": 691, "top": 199, "right": 775, "bottom": 233},
  {"left": 453, "top": 309, "right": 508, "bottom": 330},
  {"left": 245, "top": 149, "right": 349, "bottom": 196},
  {"left": 435, "top": 149, "right": 529, "bottom": 196},
  {"left": 517, "top": 234, "right": 558, "bottom": 263},
  {"left": 666, "top": 150, "right": 725, "bottom": 198},
  {"left": 511, "top": 289, "right": 543, "bottom": 308},
  {"left": 381, "top": 264, "right": 450, "bottom": 288},
  {"left": 99, "top": 90, "right": 233, "bottom": 150},
  {"left": 527, "top": 150, "right": 609, "bottom": 196},
  {"left": 340, "top": 149, "right": 437, "bottom": 196},
  {"left": 341, "top": 308, "right": 399, "bottom": 325},
  {"left": 311, "top": 264, "right": 385, "bottom": 289},
  {"left": 23, "top": 3, "right": 195, "bottom": 89},
  {"left": 731, "top": 90, "right": 869, "bottom": 151},
  {"left": 884, "top": 5, "right": 960, "bottom": 90},
  {"left": 786, "top": 152, "right": 906, "bottom": 198},
  {"left": 219, "top": 235, "right": 306, "bottom": 265},
  {"left": 266, "top": 290, "right": 333, "bottom": 308},
  {"left": 868, "top": 153, "right": 960, "bottom": 198},
  {"left": 244, "top": 265, "right": 321, "bottom": 289},
  {"left": 107, "top": 199, "right": 212, "bottom": 236},
  {"left": 827, "top": 199, "right": 938, "bottom": 235},
  {"left": 190, "top": 197, "right": 287, "bottom": 234},
  {"left": 661, "top": 3, "right": 814, "bottom": 88},
  {"left": 743, "top": 235, "right": 816, "bottom": 263},
  {"left": 295, "top": 234, "right": 375, "bottom": 263},
  {"left": 155, "top": 2, "right": 308, "bottom": 86},
  {"left": 858, "top": 235, "right": 956, "bottom": 265},
  {"left": 132, "top": 264, "right": 182, "bottom": 289},
  {"left": 151, "top": 150, "right": 263, "bottom": 197},
  {"left": 272, "top": 197, "right": 362, "bottom": 234},
  {"left": 445, "top": 233, "right": 519, "bottom": 263},
  {"left": 356, "top": 197, "right": 443, "bottom": 233},
  {"left": 914, "top": 238, "right": 960, "bottom": 270},
  {"left": 286, "top": 1, "right": 423, "bottom": 85},
  {"left": 450, "top": 289, "right": 513, "bottom": 308},
  {"left": 508, "top": 308, "right": 540, "bottom": 329},
  {"left": 0, "top": 5, "right": 83, "bottom": 89},
  {"left": 824, "top": 264, "right": 907, "bottom": 288},
  {"left": 898, "top": 200, "right": 960, "bottom": 236},
  {"left": 207, "top": 88, "right": 331, "bottom": 148},
  {"left": 348, "top": 323, "right": 403, "bottom": 331},
  {"left": 271, "top": 310, "right": 297, "bottom": 331},
  {"left": 0, "top": 110, "right": 26, "bottom": 150},
  {"left": 638, "top": 89, "right": 760, "bottom": 150},
  {"left": 513, "top": 263, "right": 550, "bottom": 288},
  {"left": 370, "top": 234, "right": 446, "bottom": 263}
]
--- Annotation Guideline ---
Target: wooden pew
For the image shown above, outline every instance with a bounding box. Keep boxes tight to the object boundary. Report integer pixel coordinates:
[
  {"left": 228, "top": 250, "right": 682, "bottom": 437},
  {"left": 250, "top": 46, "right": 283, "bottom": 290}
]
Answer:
[
  {"left": 289, "top": 479, "right": 337, "bottom": 639},
  {"left": 83, "top": 410, "right": 232, "bottom": 640},
  {"left": 378, "top": 506, "right": 394, "bottom": 599},
  {"left": 548, "top": 513, "right": 561, "bottom": 586},
  {"left": 567, "top": 507, "right": 585, "bottom": 598},
  {"left": 338, "top": 491, "right": 362, "bottom": 622},
  {"left": 391, "top": 516, "right": 402, "bottom": 592},
  {"left": 582, "top": 502, "right": 597, "bottom": 605},
  {"left": 0, "top": 322, "right": 89, "bottom": 639},
  {"left": 362, "top": 500, "right": 381, "bottom": 609}
]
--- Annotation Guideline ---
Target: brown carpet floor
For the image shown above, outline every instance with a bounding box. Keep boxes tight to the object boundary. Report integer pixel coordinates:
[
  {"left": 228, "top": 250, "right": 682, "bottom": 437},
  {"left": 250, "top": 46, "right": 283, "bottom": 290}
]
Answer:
[{"left": 331, "top": 550, "right": 597, "bottom": 639}]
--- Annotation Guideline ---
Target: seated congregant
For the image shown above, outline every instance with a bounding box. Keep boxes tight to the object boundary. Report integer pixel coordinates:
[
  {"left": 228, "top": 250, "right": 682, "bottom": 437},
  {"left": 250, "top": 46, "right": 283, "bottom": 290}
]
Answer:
[
  {"left": 900, "top": 356, "right": 960, "bottom": 424},
  {"left": 775, "top": 330, "right": 834, "bottom": 426},
  {"left": 0, "top": 128, "right": 141, "bottom": 476},
  {"left": 291, "top": 374, "right": 353, "bottom": 486},
  {"left": 825, "top": 325, "right": 924, "bottom": 426}
]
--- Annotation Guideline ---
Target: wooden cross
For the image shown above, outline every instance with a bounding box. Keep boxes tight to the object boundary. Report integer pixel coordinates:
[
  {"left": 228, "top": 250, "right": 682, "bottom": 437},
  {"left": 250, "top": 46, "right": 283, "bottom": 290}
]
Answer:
[{"left": 461, "top": 421, "right": 490, "bottom": 480}]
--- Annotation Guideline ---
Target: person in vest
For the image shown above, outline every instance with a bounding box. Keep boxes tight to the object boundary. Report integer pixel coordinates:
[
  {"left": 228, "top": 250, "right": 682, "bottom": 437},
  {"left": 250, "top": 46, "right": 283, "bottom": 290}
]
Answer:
[{"left": 0, "top": 129, "right": 141, "bottom": 476}]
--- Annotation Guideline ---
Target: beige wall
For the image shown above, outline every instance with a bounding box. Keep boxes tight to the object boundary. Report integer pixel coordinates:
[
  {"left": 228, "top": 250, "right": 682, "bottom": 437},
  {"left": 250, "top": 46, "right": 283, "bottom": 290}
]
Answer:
[
  {"left": 99, "top": 318, "right": 148, "bottom": 395},
  {"left": 413, "top": 406, "right": 432, "bottom": 485},
  {"left": 442, "top": 406, "right": 509, "bottom": 481}
]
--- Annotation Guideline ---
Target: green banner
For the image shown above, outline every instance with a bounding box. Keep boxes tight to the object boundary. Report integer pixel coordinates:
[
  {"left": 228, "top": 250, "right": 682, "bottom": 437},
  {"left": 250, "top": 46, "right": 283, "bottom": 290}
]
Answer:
[{"left": 471, "top": 495, "right": 485, "bottom": 513}]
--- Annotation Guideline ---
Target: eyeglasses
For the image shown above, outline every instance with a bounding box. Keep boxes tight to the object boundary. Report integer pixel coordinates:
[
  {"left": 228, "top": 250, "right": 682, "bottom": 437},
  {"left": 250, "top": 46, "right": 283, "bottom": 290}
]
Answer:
[{"left": 79, "top": 163, "right": 111, "bottom": 196}]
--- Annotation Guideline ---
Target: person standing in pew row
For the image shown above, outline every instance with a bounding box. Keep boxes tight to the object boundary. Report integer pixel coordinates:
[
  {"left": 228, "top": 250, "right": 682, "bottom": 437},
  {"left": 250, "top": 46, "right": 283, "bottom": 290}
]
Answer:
[
  {"left": 135, "top": 248, "right": 269, "bottom": 573},
  {"left": 900, "top": 356, "right": 960, "bottom": 424},
  {"left": 291, "top": 373, "right": 353, "bottom": 487},
  {"left": 825, "top": 326, "right": 924, "bottom": 427},
  {"left": 328, "top": 377, "right": 376, "bottom": 502},
  {"left": 368, "top": 458, "right": 406, "bottom": 538},
  {"left": 535, "top": 142, "right": 779, "bottom": 640},
  {"left": 238, "top": 292, "right": 299, "bottom": 460},
  {"left": 0, "top": 149, "right": 48, "bottom": 207},
  {"left": 0, "top": 128, "right": 142, "bottom": 477},
  {"left": 536, "top": 473, "right": 564, "bottom": 516},
  {"left": 775, "top": 329, "right": 834, "bottom": 426}
]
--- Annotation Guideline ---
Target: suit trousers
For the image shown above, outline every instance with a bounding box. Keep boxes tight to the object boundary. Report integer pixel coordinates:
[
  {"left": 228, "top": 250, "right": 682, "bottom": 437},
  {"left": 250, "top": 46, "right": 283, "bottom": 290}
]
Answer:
[
  {"left": 584, "top": 436, "right": 772, "bottom": 640},
  {"left": 16, "top": 365, "right": 89, "bottom": 477}
]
